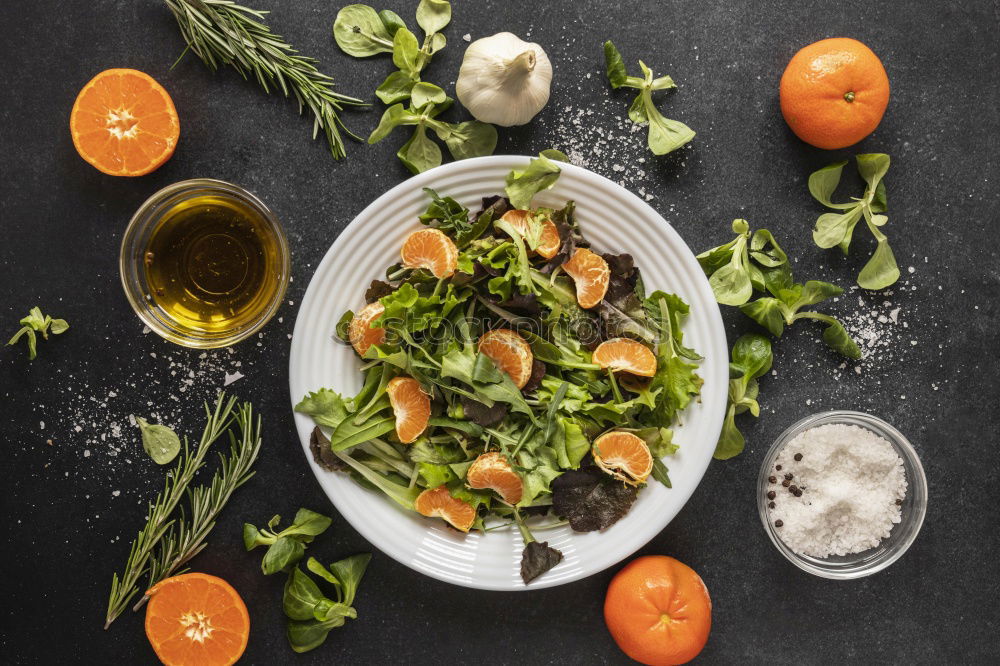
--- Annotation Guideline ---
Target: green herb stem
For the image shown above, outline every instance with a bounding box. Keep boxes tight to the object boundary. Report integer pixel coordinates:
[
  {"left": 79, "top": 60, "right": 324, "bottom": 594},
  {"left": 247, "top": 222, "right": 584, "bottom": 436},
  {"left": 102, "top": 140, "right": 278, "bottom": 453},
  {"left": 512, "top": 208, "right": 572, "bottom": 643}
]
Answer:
[{"left": 133, "top": 403, "right": 262, "bottom": 611}]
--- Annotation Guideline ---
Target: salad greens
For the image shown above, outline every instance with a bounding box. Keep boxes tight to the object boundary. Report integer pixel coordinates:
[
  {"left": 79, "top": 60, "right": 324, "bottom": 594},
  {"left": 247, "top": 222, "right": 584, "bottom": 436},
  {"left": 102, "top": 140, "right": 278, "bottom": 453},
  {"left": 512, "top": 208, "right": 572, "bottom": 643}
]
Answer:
[
  {"left": 7, "top": 307, "right": 68, "bottom": 360},
  {"left": 603, "top": 41, "right": 695, "bottom": 156},
  {"left": 809, "top": 153, "right": 899, "bottom": 290},
  {"left": 284, "top": 554, "right": 371, "bottom": 653},
  {"left": 505, "top": 150, "right": 568, "bottom": 209},
  {"left": 715, "top": 334, "right": 772, "bottom": 460},
  {"left": 135, "top": 417, "right": 181, "bottom": 465},
  {"left": 298, "top": 157, "right": 703, "bottom": 583},
  {"left": 244, "top": 508, "right": 333, "bottom": 575},
  {"left": 698, "top": 220, "right": 860, "bottom": 359},
  {"left": 336, "top": 1, "right": 496, "bottom": 173}
]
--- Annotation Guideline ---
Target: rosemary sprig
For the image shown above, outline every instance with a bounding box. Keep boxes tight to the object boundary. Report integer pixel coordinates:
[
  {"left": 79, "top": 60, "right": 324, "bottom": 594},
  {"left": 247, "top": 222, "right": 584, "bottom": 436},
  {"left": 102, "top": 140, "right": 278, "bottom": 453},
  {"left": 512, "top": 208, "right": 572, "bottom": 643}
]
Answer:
[
  {"left": 164, "top": 0, "right": 364, "bottom": 159},
  {"left": 104, "top": 394, "right": 238, "bottom": 629},
  {"left": 133, "top": 402, "right": 262, "bottom": 611}
]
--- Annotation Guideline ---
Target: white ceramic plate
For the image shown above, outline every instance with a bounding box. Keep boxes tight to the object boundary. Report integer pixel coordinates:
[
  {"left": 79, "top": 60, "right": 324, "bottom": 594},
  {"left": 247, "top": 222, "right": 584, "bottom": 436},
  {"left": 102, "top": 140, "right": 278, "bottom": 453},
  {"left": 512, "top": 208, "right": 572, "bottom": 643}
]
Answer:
[{"left": 289, "top": 155, "right": 727, "bottom": 590}]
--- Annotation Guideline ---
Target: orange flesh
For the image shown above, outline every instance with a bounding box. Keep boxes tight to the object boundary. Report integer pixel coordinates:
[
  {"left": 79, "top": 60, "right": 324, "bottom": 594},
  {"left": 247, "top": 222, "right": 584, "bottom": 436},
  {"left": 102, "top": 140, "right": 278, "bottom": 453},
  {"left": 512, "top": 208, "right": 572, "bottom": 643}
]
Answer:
[
  {"left": 592, "top": 338, "right": 658, "bottom": 377},
  {"left": 414, "top": 485, "right": 476, "bottom": 531},
  {"left": 562, "top": 248, "right": 610, "bottom": 309},
  {"left": 593, "top": 431, "right": 653, "bottom": 485},
  {"left": 477, "top": 328, "right": 534, "bottom": 389},
  {"left": 400, "top": 228, "right": 459, "bottom": 278},
  {"left": 144, "top": 572, "right": 249, "bottom": 666},
  {"left": 70, "top": 68, "right": 180, "bottom": 176},
  {"left": 348, "top": 302, "right": 386, "bottom": 356},
  {"left": 386, "top": 376, "right": 430, "bottom": 443},
  {"left": 500, "top": 209, "right": 561, "bottom": 259},
  {"left": 466, "top": 451, "right": 524, "bottom": 504}
]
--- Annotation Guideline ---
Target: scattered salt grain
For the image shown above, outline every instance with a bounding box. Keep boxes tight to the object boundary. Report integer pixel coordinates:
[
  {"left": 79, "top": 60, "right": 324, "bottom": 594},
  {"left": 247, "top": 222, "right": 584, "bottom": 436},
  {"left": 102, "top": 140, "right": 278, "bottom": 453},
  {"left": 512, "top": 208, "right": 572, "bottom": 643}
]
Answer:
[
  {"left": 462, "top": 33, "right": 471, "bottom": 42},
  {"left": 224, "top": 371, "right": 245, "bottom": 387},
  {"left": 766, "top": 423, "right": 906, "bottom": 558}
]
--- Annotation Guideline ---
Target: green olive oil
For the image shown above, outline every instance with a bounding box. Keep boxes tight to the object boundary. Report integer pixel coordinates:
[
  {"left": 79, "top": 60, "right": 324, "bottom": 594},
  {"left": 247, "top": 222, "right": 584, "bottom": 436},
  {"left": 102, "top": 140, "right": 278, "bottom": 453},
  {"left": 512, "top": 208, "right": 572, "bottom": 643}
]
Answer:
[{"left": 143, "top": 195, "right": 282, "bottom": 334}]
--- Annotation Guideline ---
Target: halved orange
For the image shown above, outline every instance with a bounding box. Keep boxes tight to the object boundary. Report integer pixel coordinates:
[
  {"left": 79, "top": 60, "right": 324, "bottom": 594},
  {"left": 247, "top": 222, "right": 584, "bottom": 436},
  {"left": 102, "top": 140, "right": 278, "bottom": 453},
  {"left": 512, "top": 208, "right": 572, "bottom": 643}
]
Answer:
[
  {"left": 466, "top": 451, "right": 524, "bottom": 504},
  {"left": 70, "top": 69, "right": 180, "bottom": 176},
  {"left": 348, "top": 302, "right": 386, "bottom": 356},
  {"left": 414, "top": 485, "right": 476, "bottom": 531},
  {"left": 593, "top": 338, "right": 658, "bottom": 377},
  {"left": 593, "top": 431, "right": 653, "bottom": 485},
  {"left": 499, "top": 209, "right": 561, "bottom": 259},
  {"left": 144, "top": 572, "right": 249, "bottom": 666},
  {"left": 477, "top": 328, "right": 534, "bottom": 389},
  {"left": 386, "top": 376, "right": 430, "bottom": 443},
  {"left": 400, "top": 228, "right": 459, "bottom": 278},
  {"left": 562, "top": 248, "right": 610, "bottom": 309}
]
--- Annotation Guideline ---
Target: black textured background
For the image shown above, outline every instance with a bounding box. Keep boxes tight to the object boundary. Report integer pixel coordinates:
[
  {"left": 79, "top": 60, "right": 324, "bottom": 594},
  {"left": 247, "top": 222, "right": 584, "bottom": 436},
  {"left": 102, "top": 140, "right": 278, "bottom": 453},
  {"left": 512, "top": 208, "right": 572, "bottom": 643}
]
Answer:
[{"left": 2, "top": 0, "right": 999, "bottom": 663}]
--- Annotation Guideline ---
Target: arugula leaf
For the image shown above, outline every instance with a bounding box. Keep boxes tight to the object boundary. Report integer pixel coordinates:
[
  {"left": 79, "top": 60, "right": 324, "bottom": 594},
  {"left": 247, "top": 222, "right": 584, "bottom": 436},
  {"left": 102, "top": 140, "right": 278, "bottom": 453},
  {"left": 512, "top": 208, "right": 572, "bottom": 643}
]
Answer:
[
  {"left": 520, "top": 540, "right": 564, "bottom": 584},
  {"left": 551, "top": 466, "right": 638, "bottom": 532},
  {"left": 602, "top": 42, "right": 694, "bottom": 156},
  {"left": 135, "top": 417, "right": 181, "bottom": 465},
  {"left": 333, "top": 4, "right": 394, "bottom": 57},
  {"left": 415, "top": 0, "right": 451, "bottom": 37},
  {"left": 696, "top": 219, "right": 756, "bottom": 305},
  {"left": 7, "top": 306, "right": 69, "bottom": 360},
  {"left": 244, "top": 508, "right": 333, "bottom": 575},
  {"left": 808, "top": 153, "right": 899, "bottom": 289},
  {"left": 294, "top": 389, "right": 350, "bottom": 429},
  {"left": 714, "top": 334, "right": 772, "bottom": 460},
  {"left": 378, "top": 9, "right": 406, "bottom": 36},
  {"left": 504, "top": 150, "right": 569, "bottom": 209}
]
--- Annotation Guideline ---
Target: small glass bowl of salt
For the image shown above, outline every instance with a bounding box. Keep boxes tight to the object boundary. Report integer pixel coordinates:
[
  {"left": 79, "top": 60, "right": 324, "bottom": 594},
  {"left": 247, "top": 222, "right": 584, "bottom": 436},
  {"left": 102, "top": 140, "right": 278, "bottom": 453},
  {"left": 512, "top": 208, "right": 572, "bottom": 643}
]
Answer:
[{"left": 757, "top": 411, "right": 927, "bottom": 579}]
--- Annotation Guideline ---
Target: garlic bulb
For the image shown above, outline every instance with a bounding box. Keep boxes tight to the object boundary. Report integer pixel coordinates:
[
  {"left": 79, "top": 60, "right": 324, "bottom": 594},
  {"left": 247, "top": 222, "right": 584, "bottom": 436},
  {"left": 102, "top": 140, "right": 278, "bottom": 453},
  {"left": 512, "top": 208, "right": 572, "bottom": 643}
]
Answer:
[{"left": 456, "top": 32, "right": 552, "bottom": 127}]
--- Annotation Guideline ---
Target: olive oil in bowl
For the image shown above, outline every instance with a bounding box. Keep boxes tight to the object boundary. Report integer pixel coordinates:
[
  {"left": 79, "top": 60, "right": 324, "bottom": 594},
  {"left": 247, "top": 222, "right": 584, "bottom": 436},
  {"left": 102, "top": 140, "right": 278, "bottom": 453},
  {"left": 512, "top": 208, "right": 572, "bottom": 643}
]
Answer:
[{"left": 121, "top": 180, "right": 289, "bottom": 348}]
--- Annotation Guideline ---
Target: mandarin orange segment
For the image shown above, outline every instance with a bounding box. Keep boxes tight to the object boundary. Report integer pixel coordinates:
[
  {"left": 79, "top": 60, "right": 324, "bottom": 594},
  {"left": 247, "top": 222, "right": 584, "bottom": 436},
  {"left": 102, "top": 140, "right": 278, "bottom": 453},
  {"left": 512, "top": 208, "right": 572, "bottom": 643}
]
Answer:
[
  {"left": 779, "top": 38, "right": 890, "bottom": 150},
  {"left": 70, "top": 69, "right": 180, "bottom": 176},
  {"left": 477, "top": 328, "right": 534, "bottom": 389},
  {"left": 414, "top": 485, "right": 477, "bottom": 531},
  {"left": 144, "top": 572, "right": 249, "bottom": 666},
  {"left": 400, "top": 228, "right": 459, "bottom": 278},
  {"left": 348, "top": 302, "right": 386, "bottom": 357},
  {"left": 592, "top": 338, "right": 658, "bottom": 377},
  {"left": 500, "top": 209, "right": 561, "bottom": 259},
  {"left": 466, "top": 451, "right": 524, "bottom": 505},
  {"left": 593, "top": 431, "right": 653, "bottom": 485},
  {"left": 386, "top": 376, "right": 430, "bottom": 443},
  {"left": 604, "top": 556, "right": 712, "bottom": 666},
  {"left": 562, "top": 248, "right": 610, "bottom": 309}
]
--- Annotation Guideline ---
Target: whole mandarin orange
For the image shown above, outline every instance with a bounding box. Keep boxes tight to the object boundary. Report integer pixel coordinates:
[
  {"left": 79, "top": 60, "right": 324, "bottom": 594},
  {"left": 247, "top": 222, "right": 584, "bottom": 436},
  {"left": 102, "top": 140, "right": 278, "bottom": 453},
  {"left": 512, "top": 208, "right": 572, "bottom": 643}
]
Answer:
[
  {"left": 779, "top": 37, "right": 889, "bottom": 150},
  {"left": 604, "top": 555, "right": 712, "bottom": 666}
]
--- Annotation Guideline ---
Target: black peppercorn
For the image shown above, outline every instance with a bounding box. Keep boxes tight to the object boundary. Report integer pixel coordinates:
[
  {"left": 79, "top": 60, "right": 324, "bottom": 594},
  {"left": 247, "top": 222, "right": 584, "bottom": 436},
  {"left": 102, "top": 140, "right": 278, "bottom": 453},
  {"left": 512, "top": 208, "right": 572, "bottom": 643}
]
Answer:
[
  {"left": 769, "top": 475, "right": 777, "bottom": 484},
  {"left": 774, "top": 520, "right": 783, "bottom": 527},
  {"left": 790, "top": 485, "right": 802, "bottom": 497},
  {"left": 895, "top": 499, "right": 903, "bottom": 506},
  {"left": 794, "top": 453, "right": 803, "bottom": 461},
  {"left": 776, "top": 464, "right": 782, "bottom": 471},
  {"left": 768, "top": 501, "right": 776, "bottom": 509},
  {"left": 784, "top": 472, "right": 793, "bottom": 481},
  {"left": 767, "top": 491, "right": 776, "bottom": 500},
  {"left": 782, "top": 479, "right": 790, "bottom": 487}
]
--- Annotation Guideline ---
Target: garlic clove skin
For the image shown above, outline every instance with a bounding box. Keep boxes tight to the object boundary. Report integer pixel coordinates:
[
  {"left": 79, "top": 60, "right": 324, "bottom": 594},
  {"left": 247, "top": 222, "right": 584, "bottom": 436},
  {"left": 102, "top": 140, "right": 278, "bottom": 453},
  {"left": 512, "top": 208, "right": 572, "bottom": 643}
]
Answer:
[{"left": 456, "top": 32, "right": 553, "bottom": 127}]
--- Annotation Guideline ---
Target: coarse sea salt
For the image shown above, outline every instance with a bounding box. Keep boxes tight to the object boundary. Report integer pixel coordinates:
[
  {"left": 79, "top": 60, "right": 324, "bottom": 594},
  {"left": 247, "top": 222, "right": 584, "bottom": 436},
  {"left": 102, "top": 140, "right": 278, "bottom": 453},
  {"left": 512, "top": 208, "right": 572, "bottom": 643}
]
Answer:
[{"left": 767, "top": 423, "right": 907, "bottom": 558}]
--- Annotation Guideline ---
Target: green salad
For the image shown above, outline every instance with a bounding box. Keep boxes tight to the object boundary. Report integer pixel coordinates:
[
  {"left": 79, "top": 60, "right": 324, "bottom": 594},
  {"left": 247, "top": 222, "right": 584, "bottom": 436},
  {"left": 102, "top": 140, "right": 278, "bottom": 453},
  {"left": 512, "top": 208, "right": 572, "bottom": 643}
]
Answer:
[{"left": 297, "top": 152, "right": 703, "bottom": 583}]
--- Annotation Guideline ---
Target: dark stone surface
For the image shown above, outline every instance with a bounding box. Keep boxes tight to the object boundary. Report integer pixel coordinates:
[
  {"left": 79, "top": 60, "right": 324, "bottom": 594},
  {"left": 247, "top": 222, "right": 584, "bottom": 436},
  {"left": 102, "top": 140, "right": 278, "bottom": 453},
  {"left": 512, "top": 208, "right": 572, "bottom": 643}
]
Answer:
[{"left": 2, "top": 0, "right": 998, "bottom": 663}]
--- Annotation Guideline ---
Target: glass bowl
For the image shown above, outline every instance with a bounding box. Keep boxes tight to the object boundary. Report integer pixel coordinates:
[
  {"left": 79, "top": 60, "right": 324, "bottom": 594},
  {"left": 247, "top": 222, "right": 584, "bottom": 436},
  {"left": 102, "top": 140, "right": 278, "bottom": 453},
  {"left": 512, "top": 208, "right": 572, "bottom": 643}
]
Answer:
[
  {"left": 119, "top": 178, "right": 289, "bottom": 348},
  {"left": 757, "top": 411, "right": 927, "bottom": 579}
]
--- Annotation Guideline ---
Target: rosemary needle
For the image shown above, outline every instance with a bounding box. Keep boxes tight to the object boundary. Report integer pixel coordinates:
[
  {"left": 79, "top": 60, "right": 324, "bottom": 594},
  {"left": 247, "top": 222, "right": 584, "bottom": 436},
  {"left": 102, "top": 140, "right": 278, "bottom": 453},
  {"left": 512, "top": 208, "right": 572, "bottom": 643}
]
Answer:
[
  {"left": 104, "top": 394, "right": 238, "bottom": 629},
  {"left": 163, "top": 0, "right": 365, "bottom": 159},
  {"left": 133, "top": 402, "right": 262, "bottom": 611}
]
